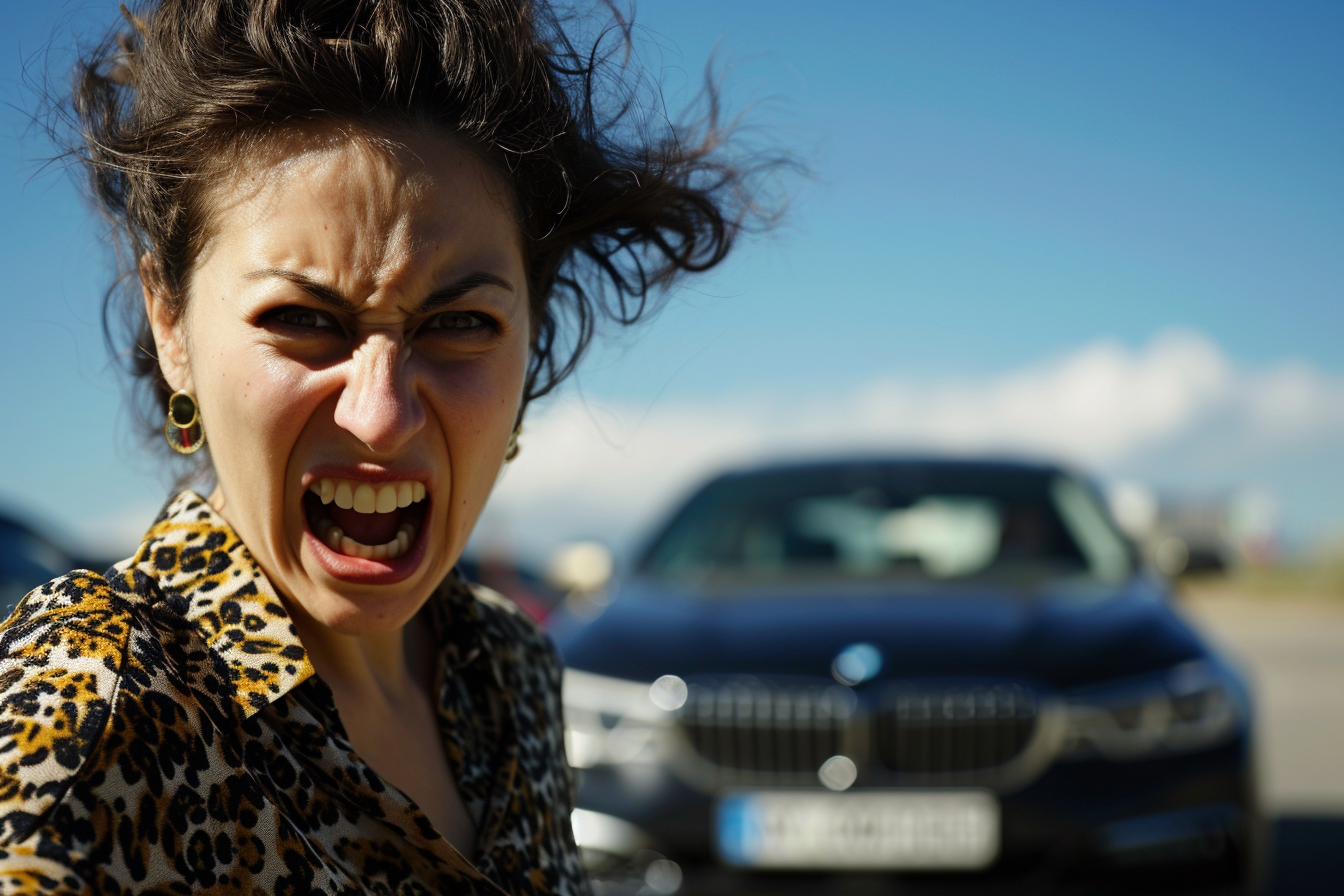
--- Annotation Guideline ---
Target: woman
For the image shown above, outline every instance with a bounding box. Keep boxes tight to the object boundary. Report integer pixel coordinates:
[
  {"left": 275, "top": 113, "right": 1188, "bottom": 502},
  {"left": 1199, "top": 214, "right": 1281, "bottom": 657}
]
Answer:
[{"left": 0, "top": 1, "right": 762, "bottom": 892}]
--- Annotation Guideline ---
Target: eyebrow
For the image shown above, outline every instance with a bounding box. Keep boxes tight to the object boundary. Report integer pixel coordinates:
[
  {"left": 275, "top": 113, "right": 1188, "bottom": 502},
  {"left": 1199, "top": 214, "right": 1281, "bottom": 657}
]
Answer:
[{"left": 244, "top": 268, "right": 515, "bottom": 313}]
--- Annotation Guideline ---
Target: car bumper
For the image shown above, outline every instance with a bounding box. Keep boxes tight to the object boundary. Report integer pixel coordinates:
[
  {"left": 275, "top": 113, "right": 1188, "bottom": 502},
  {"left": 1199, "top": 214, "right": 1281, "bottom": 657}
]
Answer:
[{"left": 574, "top": 738, "right": 1262, "bottom": 892}]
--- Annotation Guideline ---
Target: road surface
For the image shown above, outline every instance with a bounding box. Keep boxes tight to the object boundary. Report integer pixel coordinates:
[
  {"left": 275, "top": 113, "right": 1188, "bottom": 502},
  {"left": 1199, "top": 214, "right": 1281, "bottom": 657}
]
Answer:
[{"left": 1179, "top": 587, "right": 1344, "bottom": 895}]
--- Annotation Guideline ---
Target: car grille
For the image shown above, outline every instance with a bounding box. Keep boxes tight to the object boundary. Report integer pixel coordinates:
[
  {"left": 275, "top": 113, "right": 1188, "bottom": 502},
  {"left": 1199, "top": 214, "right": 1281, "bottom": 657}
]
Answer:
[
  {"left": 679, "top": 684, "right": 854, "bottom": 774},
  {"left": 675, "top": 680, "right": 1045, "bottom": 787},
  {"left": 875, "top": 684, "right": 1039, "bottom": 773}
]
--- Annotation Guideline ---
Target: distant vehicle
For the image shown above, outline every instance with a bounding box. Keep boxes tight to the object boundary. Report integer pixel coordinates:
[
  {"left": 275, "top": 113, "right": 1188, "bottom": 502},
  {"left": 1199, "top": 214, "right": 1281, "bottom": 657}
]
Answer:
[
  {"left": 455, "top": 552, "right": 563, "bottom": 622},
  {"left": 0, "top": 512, "right": 81, "bottom": 618},
  {"left": 549, "top": 458, "right": 1263, "bottom": 894}
]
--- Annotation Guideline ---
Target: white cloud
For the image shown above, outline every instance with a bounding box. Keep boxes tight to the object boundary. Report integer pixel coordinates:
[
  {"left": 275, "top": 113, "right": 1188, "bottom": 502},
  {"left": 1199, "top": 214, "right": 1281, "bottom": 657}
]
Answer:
[
  {"left": 1241, "top": 360, "right": 1344, "bottom": 446},
  {"left": 479, "top": 329, "right": 1344, "bottom": 560}
]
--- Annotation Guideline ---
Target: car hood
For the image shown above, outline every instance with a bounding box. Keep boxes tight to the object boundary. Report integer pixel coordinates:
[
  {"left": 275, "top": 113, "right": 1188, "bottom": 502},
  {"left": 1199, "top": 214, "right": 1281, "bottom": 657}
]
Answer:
[{"left": 550, "top": 576, "right": 1210, "bottom": 692}]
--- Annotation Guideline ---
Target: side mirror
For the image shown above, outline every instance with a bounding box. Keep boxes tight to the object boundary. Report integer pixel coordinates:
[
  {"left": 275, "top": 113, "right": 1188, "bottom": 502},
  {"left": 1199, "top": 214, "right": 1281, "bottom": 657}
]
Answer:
[{"left": 545, "top": 541, "right": 614, "bottom": 595}]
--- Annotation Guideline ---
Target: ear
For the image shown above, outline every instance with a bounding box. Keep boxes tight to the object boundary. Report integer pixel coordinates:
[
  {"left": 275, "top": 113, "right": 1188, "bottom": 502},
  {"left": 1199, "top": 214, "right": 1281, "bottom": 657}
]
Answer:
[{"left": 140, "top": 253, "right": 192, "bottom": 393}]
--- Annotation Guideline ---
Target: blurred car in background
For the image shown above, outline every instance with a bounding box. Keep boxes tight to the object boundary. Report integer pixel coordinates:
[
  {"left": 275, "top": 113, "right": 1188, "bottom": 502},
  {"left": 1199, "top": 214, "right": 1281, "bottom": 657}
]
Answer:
[
  {"left": 547, "top": 458, "right": 1263, "bottom": 894},
  {"left": 0, "top": 511, "right": 87, "bottom": 618},
  {"left": 456, "top": 551, "right": 564, "bottom": 623}
]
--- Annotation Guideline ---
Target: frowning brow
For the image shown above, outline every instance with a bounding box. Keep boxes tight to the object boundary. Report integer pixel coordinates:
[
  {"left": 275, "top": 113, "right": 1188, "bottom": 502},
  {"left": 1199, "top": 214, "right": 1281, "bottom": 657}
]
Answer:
[
  {"left": 417, "top": 272, "right": 515, "bottom": 314},
  {"left": 245, "top": 269, "right": 354, "bottom": 310},
  {"left": 244, "top": 269, "right": 515, "bottom": 313}
]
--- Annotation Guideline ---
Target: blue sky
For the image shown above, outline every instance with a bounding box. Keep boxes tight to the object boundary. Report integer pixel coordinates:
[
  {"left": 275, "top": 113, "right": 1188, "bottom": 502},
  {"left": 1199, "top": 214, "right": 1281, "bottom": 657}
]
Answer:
[
  {"left": 1, "top": 1, "right": 1341, "bottom": 561},
  {"left": 586, "top": 0, "right": 1343, "bottom": 381}
]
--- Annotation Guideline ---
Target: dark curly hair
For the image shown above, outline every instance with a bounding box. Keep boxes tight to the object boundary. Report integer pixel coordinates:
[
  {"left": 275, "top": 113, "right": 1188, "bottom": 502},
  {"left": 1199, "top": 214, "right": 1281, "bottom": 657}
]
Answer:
[{"left": 67, "top": 0, "right": 777, "bottom": 454}]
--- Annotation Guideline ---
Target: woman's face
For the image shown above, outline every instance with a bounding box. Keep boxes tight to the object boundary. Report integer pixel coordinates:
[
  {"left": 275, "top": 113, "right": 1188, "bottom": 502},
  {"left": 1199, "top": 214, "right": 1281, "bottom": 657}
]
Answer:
[{"left": 148, "top": 127, "right": 530, "bottom": 635}]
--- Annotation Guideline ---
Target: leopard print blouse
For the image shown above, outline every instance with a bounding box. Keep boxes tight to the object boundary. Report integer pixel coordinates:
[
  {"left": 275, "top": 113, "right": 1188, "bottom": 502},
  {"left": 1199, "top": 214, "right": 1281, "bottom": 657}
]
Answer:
[{"left": 0, "top": 492, "right": 589, "bottom": 895}]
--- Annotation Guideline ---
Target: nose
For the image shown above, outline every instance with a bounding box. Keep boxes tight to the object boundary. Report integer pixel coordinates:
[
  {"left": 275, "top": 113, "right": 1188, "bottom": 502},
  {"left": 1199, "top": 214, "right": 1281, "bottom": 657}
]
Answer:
[{"left": 332, "top": 333, "right": 425, "bottom": 455}]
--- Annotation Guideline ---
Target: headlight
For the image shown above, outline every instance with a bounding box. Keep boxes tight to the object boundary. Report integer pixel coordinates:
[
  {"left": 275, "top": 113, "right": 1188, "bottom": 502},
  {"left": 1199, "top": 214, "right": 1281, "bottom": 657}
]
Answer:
[
  {"left": 563, "top": 669, "right": 683, "bottom": 768},
  {"left": 1063, "top": 661, "right": 1242, "bottom": 760}
]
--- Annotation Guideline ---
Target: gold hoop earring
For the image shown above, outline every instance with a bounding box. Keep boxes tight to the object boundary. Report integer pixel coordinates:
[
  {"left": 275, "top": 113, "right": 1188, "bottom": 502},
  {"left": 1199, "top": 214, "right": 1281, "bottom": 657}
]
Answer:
[
  {"left": 164, "top": 390, "right": 206, "bottom": 455},
  {"left": 504, "top": 423, "right": 522, "bottom": 462}
]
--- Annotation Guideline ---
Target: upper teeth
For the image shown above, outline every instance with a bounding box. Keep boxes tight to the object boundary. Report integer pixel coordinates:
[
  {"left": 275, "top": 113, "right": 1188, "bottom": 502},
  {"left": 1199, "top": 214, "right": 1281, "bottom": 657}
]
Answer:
[{"left": 310, "top": 478, "right": 426, "bottom": 513}]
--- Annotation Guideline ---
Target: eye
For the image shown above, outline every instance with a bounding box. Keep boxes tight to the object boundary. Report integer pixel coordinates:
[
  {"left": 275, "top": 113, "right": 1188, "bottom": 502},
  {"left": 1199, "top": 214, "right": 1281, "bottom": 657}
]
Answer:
[
  {"left": 424, "top": 311, "right": 498, "bottom": 334},
  {"left": 263, "top": 306, "right": 341, "bottom": 332}
]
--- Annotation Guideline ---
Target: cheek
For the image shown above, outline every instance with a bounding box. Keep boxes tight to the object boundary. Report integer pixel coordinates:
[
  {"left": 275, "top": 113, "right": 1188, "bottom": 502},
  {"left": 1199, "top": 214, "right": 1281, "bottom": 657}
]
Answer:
[
  {"left": 196, "top": 346, "right": 331, "bottom": 475},
  {"left": 420, "top": 353, "right": 526, "bottom": 498},
  {"left": 423, "top": 364, "right": 519, "bottom": 453},
  {"left": 424, "top": 331, "right": 528, "bottom": 428}
]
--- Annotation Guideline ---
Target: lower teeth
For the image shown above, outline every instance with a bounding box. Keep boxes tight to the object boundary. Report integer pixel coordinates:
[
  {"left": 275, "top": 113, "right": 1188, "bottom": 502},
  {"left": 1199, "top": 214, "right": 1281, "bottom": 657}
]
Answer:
[{"left": 318, "top": 521, "right": 416, "bottom": 560}]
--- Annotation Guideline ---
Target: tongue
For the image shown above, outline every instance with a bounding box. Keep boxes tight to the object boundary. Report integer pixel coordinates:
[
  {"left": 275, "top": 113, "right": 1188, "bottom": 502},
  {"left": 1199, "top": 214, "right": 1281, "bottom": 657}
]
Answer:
[{"left": 329, "top": 505, "right": 403, "bottom": 545}]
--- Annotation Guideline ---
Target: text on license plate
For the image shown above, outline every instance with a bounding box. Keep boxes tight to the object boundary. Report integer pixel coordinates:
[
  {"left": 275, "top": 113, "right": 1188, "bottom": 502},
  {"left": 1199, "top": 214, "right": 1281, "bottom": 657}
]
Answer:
[{"left": 716, "top": 789, "right": 1000, "bottom": 871}]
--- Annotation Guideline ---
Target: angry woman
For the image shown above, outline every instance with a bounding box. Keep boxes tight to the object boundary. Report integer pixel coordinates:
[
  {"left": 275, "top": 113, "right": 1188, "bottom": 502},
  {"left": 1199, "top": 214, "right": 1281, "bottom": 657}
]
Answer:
[{"left": 0, "top": 1, "right": 768, "bottom": 892}]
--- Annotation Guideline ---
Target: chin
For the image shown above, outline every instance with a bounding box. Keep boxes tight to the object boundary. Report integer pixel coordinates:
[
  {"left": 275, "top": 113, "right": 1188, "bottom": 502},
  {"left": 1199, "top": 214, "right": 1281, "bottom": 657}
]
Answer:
[{"left": 301, "top": 585, "right": 433, "bottom": 637}]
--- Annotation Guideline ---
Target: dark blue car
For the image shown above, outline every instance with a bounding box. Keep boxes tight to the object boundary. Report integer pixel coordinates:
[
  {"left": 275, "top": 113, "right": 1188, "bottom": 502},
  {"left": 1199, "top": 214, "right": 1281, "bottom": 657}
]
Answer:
[
  {"left": 0, "top": 512, "right": 84, "bottom": 620},
  {"left": 549, "top": 458, "right": 1262, "bottom": 894}
]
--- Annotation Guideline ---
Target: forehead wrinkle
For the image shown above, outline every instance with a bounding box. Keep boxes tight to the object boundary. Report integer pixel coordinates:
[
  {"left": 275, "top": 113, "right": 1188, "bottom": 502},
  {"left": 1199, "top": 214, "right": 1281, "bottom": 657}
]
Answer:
[
  {"left": 365, "top": 175, "right": 430, "bottom": 297},
  {"left": 365, "top": 164, "right": 518, "bottom": 303},
  {"left": 191, "top": 120, "right": 522, "bottom": 273},
  {"left": 198, "top": 124, "right": 526, "bottom": 315},
  {"left": 321, "top": 147, "right": 405, "bottom": 293},
  {"left": 199, "top": 143, "right": 392, "bottom": 300},
  {"left": 320, "top": 142, "right": 499, "bottom": 308}
]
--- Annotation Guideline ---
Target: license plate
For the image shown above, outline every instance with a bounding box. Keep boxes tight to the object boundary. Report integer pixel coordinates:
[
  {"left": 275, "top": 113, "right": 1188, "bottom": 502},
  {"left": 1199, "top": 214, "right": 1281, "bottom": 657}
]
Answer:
[{"left": 716, "top": 789, "right": 1000, "bottom": 871}]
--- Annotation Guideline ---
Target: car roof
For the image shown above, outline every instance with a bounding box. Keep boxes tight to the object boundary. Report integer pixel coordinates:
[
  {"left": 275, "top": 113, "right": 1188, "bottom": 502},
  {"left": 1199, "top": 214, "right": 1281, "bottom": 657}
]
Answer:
[{"left": 709, "top": 455, "right": 1072, "bottom": 483}]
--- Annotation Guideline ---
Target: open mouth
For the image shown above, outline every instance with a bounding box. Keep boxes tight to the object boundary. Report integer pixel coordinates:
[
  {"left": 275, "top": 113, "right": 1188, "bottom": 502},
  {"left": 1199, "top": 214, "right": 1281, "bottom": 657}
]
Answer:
[{"left": 303, "top": 477, "right": 428, "bottom": 561}]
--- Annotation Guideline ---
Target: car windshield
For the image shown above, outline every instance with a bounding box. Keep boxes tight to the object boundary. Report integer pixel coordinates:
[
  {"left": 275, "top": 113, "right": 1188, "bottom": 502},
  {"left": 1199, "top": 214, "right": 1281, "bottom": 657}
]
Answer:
[{"left": 638, "top": 464, "right": 1134, "bottom": 588}]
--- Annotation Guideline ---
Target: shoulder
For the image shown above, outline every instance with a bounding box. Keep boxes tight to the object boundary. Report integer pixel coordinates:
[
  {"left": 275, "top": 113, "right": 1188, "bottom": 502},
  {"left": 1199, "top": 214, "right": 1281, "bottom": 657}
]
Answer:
[
  {"left": 458, "top": 581, "right": 566, "bottom": 708},
  {"left": 473, "top": 585, "right": 561, "bottom": 668},
  {"left": 0, "top": 570, "right": 136, "bottom": 845},
  {"left": 0, "top": 569, "right": 135, "bottom": 675},
  {"left": 465, "top": 583, "right": 560, "bottom": 666}
]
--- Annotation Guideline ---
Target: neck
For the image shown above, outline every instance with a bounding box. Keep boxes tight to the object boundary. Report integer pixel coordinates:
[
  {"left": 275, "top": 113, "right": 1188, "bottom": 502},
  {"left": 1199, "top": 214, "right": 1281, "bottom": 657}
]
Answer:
[{"left": 292, "top": 612, "right": 429, "bottom": 702}]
